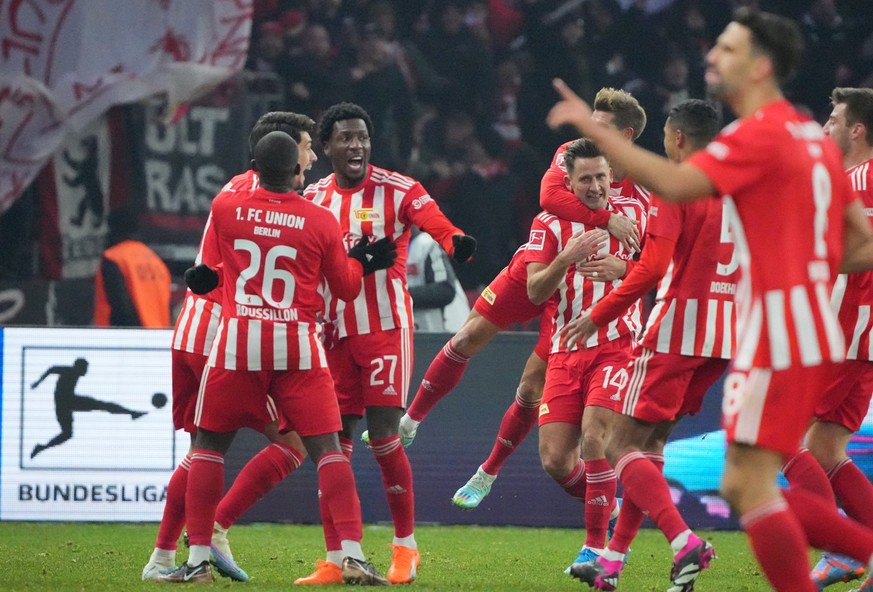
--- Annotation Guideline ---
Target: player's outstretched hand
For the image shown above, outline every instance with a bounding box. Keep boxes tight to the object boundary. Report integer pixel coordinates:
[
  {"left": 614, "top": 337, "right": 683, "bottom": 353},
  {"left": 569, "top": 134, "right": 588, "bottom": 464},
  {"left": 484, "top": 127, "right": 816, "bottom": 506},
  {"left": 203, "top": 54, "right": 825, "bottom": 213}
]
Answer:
[
  {"left": 452, "top": 234, "right": 478, "bottom": 263},
  {"left": 560, "top": 310, "right": 598, "bottom": 350},
  {"left": 185, "top": 264, "right": 219, "bottom": 295},
  {"left": 349, "top": 236, "right": 398, "bottom": 275}
]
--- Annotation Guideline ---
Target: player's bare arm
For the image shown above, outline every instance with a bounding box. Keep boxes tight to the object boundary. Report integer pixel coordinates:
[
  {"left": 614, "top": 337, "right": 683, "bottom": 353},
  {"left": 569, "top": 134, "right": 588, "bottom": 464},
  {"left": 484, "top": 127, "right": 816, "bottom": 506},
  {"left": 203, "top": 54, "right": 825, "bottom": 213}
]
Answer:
[
  {"left": 840, "top": 198, "right": 873, "bottom": 273},
  {"left": 547, "top": 79, "right": 714, "bottom": 203},
  {"left": 526, "top": 229, "right": 608, "bottom": 305}
]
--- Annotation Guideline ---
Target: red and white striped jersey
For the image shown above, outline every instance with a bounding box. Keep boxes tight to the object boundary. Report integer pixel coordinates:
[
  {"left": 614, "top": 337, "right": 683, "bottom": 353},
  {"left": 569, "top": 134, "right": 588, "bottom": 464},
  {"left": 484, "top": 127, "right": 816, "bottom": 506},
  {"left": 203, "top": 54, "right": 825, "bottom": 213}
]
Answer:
[
  {"left": 540, "top": 141, "right": 652, "bottom": 224},
  {"left": 688, "top": 100, "right": 852, "bottom": 371},
  {"left": 639, "top": 195, "right": 737, "bottom": 358},
  {"left": 527, "top": 207, "right": 645, "bottom": 353},
  {"left": 304, "top": 165, "right": 462, "bottom": 339},
  {"left": 200, "top": 182, "right": 363, "bottom": 371},
  {"left": 831, "top": 159, "right": 873, "bottom": 361},
  {"left": 171, "top": 170, "right": 260, "bottom": 356}
]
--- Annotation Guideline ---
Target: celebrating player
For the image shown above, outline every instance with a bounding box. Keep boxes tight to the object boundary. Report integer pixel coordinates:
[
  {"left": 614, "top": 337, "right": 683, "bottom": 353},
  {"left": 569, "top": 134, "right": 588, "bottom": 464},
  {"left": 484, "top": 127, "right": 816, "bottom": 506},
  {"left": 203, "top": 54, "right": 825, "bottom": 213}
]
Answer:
[
  {"left": 299, "top": 102, "right": 476, "bottom": 585},
  {"left": 547, "top": 8, "right": 873, "bottom": 592}
]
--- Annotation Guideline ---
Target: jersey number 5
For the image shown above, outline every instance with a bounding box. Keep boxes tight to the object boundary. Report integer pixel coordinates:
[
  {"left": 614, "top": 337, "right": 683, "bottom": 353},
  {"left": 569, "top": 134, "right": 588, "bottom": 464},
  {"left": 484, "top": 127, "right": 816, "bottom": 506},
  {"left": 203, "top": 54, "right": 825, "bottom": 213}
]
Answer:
[{"left": 234, "top": 239, "right": 298, "bottom": 307}]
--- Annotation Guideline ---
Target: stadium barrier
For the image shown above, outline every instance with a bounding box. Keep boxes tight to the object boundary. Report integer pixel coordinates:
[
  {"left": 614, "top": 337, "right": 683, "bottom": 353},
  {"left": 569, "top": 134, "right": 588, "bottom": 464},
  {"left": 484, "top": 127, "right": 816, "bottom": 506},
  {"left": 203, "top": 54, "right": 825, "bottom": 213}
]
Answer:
[{"left": 4, "top": 327, "right": 872, "bottom": 529}]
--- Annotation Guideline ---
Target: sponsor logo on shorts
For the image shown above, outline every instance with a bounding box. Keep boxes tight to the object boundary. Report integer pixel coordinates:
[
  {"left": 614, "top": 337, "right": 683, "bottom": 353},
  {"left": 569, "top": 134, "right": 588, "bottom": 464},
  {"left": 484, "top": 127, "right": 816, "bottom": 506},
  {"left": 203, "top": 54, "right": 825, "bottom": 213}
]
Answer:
[
  {"left": 481, "top": 286, "right": 496, "bottom": 305},
  {"left": 538, "top": 403, "right": 550, "bottom": 417},
  {"left": 382, "top": 384, "right": 398, "bottom": 395},
  {"left": 353, "top": 209, "right": 382, "bottom": 221}
]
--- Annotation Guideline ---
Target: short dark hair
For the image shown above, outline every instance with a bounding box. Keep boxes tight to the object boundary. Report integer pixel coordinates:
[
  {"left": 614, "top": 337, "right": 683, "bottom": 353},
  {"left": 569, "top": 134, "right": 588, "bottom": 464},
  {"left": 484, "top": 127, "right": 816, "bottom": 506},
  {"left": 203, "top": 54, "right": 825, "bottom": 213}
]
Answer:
[
  {"left": 318, "top": 102, "right": 374, "bottom": 146},
  {"left": 832, "top": 87, "right": 873, "bottom": 146},
  {"left": 254, "top": 131, "right": 299, "bottom": 179},
  {"left": 593, "top": 88, "right": 647, "bottom": 140},
  {"left": 248, "top": 112, "right": 315, "bottom": 156},
  {"left": 667, "top": 100, "right": 721, "bottom": 149},
  {"left": 563, "top": 138, "right": 606, "bottom": 172},
  {"left": 732, "top": 8, "right": 803, "bottom": 87}
]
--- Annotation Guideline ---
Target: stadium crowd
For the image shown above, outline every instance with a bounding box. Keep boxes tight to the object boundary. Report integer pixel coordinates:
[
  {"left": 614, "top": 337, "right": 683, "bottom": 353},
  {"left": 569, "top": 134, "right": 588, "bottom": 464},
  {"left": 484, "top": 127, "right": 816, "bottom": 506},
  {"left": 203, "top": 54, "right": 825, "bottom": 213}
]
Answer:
[{"left": 244, "top": 0, "right": 873, "bottom": 290}]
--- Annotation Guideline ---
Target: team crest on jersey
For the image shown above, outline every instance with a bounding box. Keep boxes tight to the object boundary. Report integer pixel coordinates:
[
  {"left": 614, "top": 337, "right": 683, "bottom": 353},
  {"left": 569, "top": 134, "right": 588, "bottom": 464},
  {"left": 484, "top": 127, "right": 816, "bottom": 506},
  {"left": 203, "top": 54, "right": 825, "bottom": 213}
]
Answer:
[
  {"left": 528, "top": 229, "right": 546, "bottom": 250},
  {"left": 481, "top": 286, "right": 496, "bottom": 305},
  {"left": 354, "top": 209, "right": 382, "bottom": 221}
]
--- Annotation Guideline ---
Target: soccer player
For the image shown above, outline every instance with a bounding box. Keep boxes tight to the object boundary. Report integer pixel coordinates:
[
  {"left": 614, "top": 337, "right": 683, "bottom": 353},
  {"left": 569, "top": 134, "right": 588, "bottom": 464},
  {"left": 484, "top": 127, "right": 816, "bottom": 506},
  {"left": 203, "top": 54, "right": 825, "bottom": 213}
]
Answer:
[
  {"left": 395, "top": 89, "right": 647, "bottom": 512},
  {"left": 526, "top": 138, "right": 643, "bottom": 571},
  {"left": 802, "top": 87, "right": 873, "bottom": 590},
  {"left": 158, "top": 131, "right": 395, "bottom": 584},
  {"left": 547, "top": 8, "right": 873, "bottom": 592},
  {"left": 142, "top": 112, "right": 319, "bottom": 582},
  {"left": 300, "top": 102, "right": 476, "bottom": 585},
  {"left": 562, "top": 99, "right": 728, "bottom": 591}
]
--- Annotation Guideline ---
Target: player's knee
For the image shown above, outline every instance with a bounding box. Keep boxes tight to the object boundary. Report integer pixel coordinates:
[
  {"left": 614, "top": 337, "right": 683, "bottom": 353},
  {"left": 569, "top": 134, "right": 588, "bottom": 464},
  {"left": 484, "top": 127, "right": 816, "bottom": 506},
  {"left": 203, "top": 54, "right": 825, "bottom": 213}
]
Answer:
[
  {"left": 580, "top": 431, "right": 606, "bottom": 460},
  {"left": 515, "top": 380, "right": 542, "bottom": 404},
  {"left": 539, "top": 446, "right": 572, "bottom": 479}
]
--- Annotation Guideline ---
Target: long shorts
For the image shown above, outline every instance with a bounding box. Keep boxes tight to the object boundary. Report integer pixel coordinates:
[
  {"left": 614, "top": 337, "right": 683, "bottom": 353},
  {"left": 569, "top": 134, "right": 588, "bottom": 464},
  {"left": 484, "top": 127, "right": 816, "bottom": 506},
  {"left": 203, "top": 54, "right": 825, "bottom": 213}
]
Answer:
[
  {"left": 195, "top": 366, "right": 340, "bottom": 437},
  {"left": 621, "top": 347, "right": 729, "bottom": 423},
  {"left": 722, "top": 363, "right": 837, "bottom": 457},
  {"left": 326, "top": 328, "right": 412, "bottom": 417},
  {"left": 171, "top": 349, "right": 208, "bottom": 434},
  {"left": 539, "top": 335, "right": 634, "bottom": 427},
  {"left": 815, "top": 359, "right": 873, "bottom": 433}
]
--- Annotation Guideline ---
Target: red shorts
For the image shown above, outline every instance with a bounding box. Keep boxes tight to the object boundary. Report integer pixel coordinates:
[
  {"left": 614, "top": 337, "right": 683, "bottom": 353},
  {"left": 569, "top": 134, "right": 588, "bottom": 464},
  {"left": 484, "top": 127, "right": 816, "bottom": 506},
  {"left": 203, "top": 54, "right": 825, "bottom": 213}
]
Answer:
[
  {"left": 621, "top": 348, "right": 729, "bottom": 423},
  {"left": 326, "top": 328, "right": 412, "bottom": 416},
  {"left": 171, "top": 349, "right": 208, "bottom": 434},
  {"left": 539, "top": 335, "right": 634, "bottom": 426},
  {"left": 723, "top": 363, "right": 837, "bottom": 457},
  {"left": 196, "top": 366, "right": 341, "bottom": 437},
  {"left": 815, "top": 359, "right": 873, "bottom": 432},
  {"left": 473, "top": 267, "right": 544, "bottom": 328}
]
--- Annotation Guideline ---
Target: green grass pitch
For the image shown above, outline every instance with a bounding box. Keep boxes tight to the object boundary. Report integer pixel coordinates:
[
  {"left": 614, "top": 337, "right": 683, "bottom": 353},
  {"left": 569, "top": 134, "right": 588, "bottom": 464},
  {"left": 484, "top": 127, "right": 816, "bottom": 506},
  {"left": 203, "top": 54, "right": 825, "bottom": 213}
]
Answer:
[{"left": 0, "top": 522, "right": 856, "bottom": 591}]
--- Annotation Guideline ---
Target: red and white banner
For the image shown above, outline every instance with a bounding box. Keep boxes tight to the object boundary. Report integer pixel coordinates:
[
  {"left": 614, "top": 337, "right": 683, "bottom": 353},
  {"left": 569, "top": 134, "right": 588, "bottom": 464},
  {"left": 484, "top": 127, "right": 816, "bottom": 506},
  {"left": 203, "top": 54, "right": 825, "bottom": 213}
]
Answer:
[{"left": 0, "top": 0, "right": 253, "bottom": 214}]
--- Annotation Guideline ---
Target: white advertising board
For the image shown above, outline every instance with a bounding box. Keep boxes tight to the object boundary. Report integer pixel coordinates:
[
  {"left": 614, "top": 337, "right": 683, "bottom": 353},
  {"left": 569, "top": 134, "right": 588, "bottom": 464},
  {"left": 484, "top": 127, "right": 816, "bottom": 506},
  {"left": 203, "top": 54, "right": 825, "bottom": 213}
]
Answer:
[{"left": 0, "top": 327, "right": 186, "bottom": 521}]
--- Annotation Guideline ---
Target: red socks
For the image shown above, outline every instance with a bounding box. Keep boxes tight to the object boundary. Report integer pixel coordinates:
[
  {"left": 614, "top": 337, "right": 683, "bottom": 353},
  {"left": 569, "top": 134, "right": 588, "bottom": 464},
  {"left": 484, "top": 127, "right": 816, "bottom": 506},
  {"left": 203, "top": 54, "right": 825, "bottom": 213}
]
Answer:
[
  {"left": 185, "top": 450, "right": 225, "bottom": 547},
  {"left": 481, "top": 393, "right": 538, "bottom": 475},
  {"left": 215, "top": 442, "right": 303, "bottom": 528},
  {"left": 584, "top": 458, "right": 616, "bottom": 549},
  {"left": 830, "top": 458, "right": 873, "bottom": 528},
  {"left": 319, "top": 436, "right": 354, "bottom": 552},
  {"left": 557, "top": 458, "right": 587, "bottom": 501},
  {"left": 316, "top": 452, "right": 363, "bottom": 543},
  {"left": 615, "top": 452, "right": 687, "bottom": 543},
  {"left": 370, "top": 435, "right": 415, "bottom": 538},
  {"left": 784, "top": 488, "right": 873, "bottom": 564},
  {"left": 741, "top": 498, "right": 817, "bottom": 592},
  {"left": 782, "top": 448, "right": 836, "bottom": 505},
  {"left": 406, "top": 341, "right": 470, "bottom": 422},
  {"left": 156, "top": 455, "right": 191, "bottom": 550}
]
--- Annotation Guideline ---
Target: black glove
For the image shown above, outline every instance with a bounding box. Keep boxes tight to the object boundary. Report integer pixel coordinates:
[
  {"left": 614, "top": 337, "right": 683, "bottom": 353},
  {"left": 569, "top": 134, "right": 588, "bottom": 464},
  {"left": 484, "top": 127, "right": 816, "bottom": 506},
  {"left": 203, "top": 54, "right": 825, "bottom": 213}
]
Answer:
[
  {"left": 184, "top": 264, "right": 219, "bottom": 295},
  {"left": 451, "top": 234, "right": 477, "bottom": 263},
  {"left": 348, "top": 236, "right": 398, "bottom": 275}
]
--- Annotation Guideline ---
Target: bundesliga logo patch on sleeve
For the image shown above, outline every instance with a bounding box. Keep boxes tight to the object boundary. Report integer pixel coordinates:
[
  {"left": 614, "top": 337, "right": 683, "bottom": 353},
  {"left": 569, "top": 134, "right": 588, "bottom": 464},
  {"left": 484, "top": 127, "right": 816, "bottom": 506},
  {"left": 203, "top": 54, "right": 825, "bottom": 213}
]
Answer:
[{"left": 528, "top": 229, "right": 546, "bottom": 250}]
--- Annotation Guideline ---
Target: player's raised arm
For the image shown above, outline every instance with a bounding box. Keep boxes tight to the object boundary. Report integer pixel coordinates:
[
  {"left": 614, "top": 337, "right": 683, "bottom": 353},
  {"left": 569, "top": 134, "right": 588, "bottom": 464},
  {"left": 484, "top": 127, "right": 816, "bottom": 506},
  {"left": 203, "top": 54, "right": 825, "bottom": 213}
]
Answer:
[{"left": 547, "top": 79, "right": 714, "bottom": 203}]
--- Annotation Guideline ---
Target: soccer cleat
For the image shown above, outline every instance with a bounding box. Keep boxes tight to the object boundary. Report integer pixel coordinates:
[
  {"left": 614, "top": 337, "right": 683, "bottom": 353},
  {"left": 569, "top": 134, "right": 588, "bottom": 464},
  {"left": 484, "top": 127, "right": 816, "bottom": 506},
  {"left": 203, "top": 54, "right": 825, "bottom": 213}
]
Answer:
[
  {"left": 142, "top": 559, "right": 176, "bottom": 581},
  {"left": 157, "top": 560, "right": 215, "bottom": 583},
  {"left": 564, "top": 546, "right": 600, "bottom": 575},
  {"left": 452, "top": 466, "right": 497, "bottom": 510},
  {"left": 668, "top": 534, "right": 715, "bottom": 592},
  {"left": 210, "top": 524, "right": 250, "bottom": 582},
  {"left": 387, "top": 544, "right": 421, "bottom": 584},
  {"left": 361, "top": 427, "right": 416, "bottom": 448},
  {"left": 398, "top": 416, "right": 419, "bottom": 447},
  {"left": 850, "top": 577, "right": 873, "bottom": 592},
  {"left": 341, "top": 556, "right": 390, "bottom": 586},
  {"left": 811, "top": 553, "right": 866, "bottom": 589},
  {"left": 571, "top": 555, "right": 624, "bottom": 591},
  {"left": 294, "top": 560, "right": 343, "bottom": 585}
]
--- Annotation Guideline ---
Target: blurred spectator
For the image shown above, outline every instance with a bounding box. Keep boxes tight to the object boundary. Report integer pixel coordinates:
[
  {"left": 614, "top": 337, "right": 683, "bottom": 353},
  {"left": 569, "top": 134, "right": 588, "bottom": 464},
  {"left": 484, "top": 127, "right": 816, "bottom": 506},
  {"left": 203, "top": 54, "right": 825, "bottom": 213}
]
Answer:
[
  {"left": 349, "top": 29, "right": 415, "bottom": 170},
  {"left": 407, "top": 228, "right": 471, "bottom": 332},
  {"left": 634, "top": 48, "right": 697, "bottom": 151},
  {"left": 286, "top": 23, "right": 351, "bottom": 118},
  {"left": 246, "top": 21, "right": 288, "bottom": 75},
  {"left": 93, "top": 209, "right": 171, "bottom": 328}
]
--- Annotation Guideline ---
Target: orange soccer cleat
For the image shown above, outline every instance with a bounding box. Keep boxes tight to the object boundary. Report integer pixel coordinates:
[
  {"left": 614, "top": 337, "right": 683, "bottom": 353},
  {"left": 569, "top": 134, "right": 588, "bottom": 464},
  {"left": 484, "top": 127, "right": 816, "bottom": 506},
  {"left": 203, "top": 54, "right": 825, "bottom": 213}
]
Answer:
[
  {"left": 294, "top": 559, "right": 343, "bottom": 585},
  {"left": 387, "top": 544, "right": 421, "bottom": 585}
]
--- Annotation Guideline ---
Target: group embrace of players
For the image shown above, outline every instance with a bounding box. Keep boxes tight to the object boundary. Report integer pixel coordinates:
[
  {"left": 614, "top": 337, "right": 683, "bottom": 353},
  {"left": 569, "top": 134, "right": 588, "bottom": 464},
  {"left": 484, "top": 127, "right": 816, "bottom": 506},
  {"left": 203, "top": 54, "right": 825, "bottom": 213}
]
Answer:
[{"left": 141, "top": 7, "right": 873, "bottom": 592}]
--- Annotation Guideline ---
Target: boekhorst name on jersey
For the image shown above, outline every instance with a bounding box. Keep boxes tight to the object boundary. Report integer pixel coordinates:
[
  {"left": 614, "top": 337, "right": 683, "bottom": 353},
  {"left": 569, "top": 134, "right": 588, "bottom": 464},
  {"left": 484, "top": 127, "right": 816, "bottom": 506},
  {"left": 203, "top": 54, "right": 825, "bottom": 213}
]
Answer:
[
  {"left": 19, "top": 483, "right": 168, "bottom": 503},
  {"left": 711, "top": 281, "right": 737, "bottom": 295},
  {"left": 236, "top": 304, "right": 298, "bottom": 321}
]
